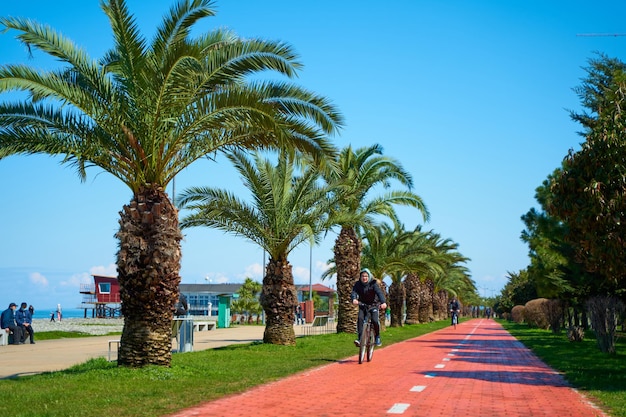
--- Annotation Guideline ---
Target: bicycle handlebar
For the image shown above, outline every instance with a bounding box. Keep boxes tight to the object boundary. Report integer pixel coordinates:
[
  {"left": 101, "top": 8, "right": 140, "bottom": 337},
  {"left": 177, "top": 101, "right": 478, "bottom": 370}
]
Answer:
[{"left": 358, "top": 302, "right": 380, "bottom": 310}]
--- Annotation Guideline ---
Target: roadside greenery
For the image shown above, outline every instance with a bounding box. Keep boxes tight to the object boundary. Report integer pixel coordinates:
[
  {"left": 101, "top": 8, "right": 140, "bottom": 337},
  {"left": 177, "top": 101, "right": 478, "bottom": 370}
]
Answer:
[
  {"left": 502, "top": 320, "right": 626, "bottom": 417},
  {"left": 3, "top": 320, "right": 625, "bottom": 416},
  {"left": 0, "top": 321, "right": 451, "bottom": 417},
  {"left": 501, "top": 53, "right": 626, "bottom": 355},
  {"left": 35, "top": 331, "right": 122, "bottom": 341}
]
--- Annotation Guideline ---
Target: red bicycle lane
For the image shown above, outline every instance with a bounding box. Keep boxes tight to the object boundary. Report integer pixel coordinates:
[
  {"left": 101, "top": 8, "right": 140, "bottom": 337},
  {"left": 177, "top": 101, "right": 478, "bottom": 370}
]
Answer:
[{"left": 168, "top": 319, "right": 609, "bottom": 417}]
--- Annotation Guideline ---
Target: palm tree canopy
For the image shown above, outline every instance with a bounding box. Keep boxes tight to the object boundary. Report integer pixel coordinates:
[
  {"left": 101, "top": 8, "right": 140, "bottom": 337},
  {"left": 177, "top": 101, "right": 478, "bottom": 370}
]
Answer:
[
  {"left": 177, "top": 149, "right": 335, "bottom": 259},
  {"left": 327, "top": 144, "right": 429, "bottom": 230},
  {"left": 0, "top": 0, "right": 342, "bottom": 193},
  {"left": 424, "top": 231, "right": 474, "bottom": 298},
  {"left": 361, "top": 222, "right": 433, "bottom": 282}
]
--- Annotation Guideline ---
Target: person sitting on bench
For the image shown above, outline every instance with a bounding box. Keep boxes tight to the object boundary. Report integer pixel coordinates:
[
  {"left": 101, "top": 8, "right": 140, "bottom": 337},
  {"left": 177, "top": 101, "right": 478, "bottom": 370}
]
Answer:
[{"left": 1, "top": 303, "right": 23, "bottom": 345}]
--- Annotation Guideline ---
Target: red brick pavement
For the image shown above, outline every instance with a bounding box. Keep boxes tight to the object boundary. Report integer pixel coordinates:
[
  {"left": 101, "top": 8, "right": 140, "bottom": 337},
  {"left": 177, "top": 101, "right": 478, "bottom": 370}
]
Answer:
[{"left": 168, "top": 319, "right": 609, "bottom": 417}]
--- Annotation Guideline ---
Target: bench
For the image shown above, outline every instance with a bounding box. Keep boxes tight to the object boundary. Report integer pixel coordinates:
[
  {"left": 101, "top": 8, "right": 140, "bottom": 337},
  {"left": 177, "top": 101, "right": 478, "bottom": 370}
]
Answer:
[
  {"left": 301, "top": 316, "right": 336, "bottom": 337},
  {"left": 193, "top": 321, "right": 215, "bottom": 332},
  {"left": 311, "top": 316, "right": 329, "bottom": 327}
]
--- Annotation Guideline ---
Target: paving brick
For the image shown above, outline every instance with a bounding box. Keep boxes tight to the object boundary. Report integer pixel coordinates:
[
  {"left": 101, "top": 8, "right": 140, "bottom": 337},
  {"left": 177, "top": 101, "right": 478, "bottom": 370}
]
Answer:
[{"left": 169, "top": 319, "right": 609, "bottom": 417}]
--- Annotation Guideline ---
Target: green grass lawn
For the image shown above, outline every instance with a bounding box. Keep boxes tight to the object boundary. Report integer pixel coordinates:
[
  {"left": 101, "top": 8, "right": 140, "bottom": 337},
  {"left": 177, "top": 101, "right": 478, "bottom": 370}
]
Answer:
[
  {"left": 1, "top": 320, "right": 624, "bottom": 417},
  {"left": 0, "top": 321, "right": 451, "bottom": 417},
  {"left": 34, "top": 330, "right": 122, "bottom": 341},
  {"left": 501, "top": 321, "right": 626, "bottom": 417}
]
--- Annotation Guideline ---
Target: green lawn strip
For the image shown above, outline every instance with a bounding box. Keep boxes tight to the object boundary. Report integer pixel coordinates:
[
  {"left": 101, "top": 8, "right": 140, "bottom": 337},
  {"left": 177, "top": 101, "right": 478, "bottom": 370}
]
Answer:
[
  {"left": 0, "top": 321, "right": 451, "bottom": 417},
  {"left": 35, "top": 331, "right": 122, "bottom": 341},
  {"left": 501, "top": 320, "right": 626, "bottom": 417}
]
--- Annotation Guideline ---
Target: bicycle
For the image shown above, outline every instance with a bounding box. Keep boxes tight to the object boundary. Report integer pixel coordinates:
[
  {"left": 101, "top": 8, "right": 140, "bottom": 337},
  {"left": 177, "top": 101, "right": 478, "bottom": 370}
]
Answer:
[
  {"left": 450, "top": 309, "right": 459, "bottom": 329},
  {"left": 357, "top": 303, "right": 378, "bottom": 364}
]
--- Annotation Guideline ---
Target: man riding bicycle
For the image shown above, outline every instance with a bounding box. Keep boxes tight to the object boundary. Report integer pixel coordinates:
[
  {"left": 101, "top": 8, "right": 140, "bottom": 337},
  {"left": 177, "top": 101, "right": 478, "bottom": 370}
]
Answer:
[
  {"left": 449, "top": 296, "right": 460, "bottom": 325},
  {"left": 351, "top": 268, "right": 387, "bottom": 347}
]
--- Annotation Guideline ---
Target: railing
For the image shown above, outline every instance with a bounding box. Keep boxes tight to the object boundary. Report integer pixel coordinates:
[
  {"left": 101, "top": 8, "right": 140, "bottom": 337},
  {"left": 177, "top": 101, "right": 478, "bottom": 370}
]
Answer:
[
  {"left": 80, "top": 284, "right": 95, "bottom": 294},
  {"left": 97, "top": 293, "right": 121, "bottom": 303},
  {"left": 300, "top": 315, "right": 336, "bottom": 336}
]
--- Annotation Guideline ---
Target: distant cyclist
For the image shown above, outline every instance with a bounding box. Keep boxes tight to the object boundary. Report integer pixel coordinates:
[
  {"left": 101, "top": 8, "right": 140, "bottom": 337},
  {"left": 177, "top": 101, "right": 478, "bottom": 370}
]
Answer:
[
  {"left": 351, "top": 268, "right": 387, "bottom": 347},
  {"left": 449, "top": 297, "right": 460, "bottom": 325}
]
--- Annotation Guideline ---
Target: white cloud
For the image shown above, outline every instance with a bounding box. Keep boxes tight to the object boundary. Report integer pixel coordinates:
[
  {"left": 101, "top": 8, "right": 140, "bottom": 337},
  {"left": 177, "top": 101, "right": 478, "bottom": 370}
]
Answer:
[
  {"left": 239, "top": 263, "right": 263, "bottom": 280},
  {"left": 292, "top": 266, "right": 310, "bottom": 283},
  {"left": 56, "top": 264, "right": 117, "bottom": 288},
  {"left": 29, "top": 272, "right": 49, "bottom": 287},
  {"left": 204, "top": 272, "right": 230, "bottom": 284},
  {"left": 315, "top": 260, "right": 332, "bottom": 274},
  {"left": 61, "top": 272, "right": 92, "bottom": 287},
  {"left": 89, "top": 264, "right": 117, "bottom": 277}
]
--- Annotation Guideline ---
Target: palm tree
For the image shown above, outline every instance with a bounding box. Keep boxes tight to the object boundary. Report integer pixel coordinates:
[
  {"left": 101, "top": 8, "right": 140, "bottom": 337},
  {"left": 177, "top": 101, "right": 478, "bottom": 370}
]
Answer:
[
  {"left": 400, "top": 229, "right": 444, "bottom": 324},
  {"left": 404, "top": 272, "right": 422, "bottom": 324},
  {"left": 360, "top": 222, "right": 411, "bottom": 328},
  {"left": 177, "top": 150, "right": 336, "bottom": 345},
  {"left": 0, "top": 0, "right": 341, "bottom": 366},
  {"left": 410, "top": 232, "right": 472, "bottom": 322},
  {"left": 324, "top": 144, "right": 429, "bottom": 333},
  {"left": 231, "top": 277, "right": 263, "bottom": 324}
]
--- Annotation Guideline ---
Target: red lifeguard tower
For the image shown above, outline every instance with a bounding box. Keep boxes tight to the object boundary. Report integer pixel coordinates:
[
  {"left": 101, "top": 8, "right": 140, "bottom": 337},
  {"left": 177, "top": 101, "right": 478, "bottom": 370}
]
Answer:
[{"left": 79, "top": 275, "right": 122, "bottom": 318}]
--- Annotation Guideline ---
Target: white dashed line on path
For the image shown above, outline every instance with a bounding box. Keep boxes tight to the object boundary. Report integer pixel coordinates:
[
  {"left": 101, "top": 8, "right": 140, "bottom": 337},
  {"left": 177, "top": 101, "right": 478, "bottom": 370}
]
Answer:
[{"left": 388, "top": 403, "right": 411, "bottom": 414}]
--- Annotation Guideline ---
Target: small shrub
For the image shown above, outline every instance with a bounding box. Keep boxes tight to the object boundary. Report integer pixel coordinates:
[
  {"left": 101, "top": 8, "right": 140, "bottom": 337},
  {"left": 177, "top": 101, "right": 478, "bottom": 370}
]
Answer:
[
  {"left": 511, "top": 305, "right": 525, "bottom": 323},
  {"left": 567, "top": 325, "right": 585, "bottom": 342},
  {"left": 524, "top": 298, "right": 549, "bottom": 329}
]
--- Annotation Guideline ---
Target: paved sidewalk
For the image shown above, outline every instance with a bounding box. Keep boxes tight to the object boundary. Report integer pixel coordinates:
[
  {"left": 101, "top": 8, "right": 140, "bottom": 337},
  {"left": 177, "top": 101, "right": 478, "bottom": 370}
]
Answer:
[
  {"left": 169, "top": 319, "right": 609, "bottom": 417},
  {"left": 0, "top": 325, "right": 267, "bottom": 379}
]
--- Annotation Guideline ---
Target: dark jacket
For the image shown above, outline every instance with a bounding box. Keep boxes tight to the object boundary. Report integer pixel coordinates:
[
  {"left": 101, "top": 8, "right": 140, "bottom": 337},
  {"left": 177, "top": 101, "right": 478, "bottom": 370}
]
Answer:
[
  {"left": 174, "top": 294, "right": 189, "bottom": 317},
  {"left": 351, "top": 279, "right": 386, "bottom": 306},
  {"left": 16, "top": 308, "right": 33, "bottom": 326},
  {"left": 1, "top": 308, "right": 17, "bottom": 329}
]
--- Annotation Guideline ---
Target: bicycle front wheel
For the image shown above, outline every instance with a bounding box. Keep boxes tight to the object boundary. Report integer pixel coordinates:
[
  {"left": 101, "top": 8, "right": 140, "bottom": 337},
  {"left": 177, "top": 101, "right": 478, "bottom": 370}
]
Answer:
[
  {"left": 367, "top": 328, "right": 375, "bottom": 362},
  {"left": 359, "top": 324, "right": 369, "bottom": 364}
]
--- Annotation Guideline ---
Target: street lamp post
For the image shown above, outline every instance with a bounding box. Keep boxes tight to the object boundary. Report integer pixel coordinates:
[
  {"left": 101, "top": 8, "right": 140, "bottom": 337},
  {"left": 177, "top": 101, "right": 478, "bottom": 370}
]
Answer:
[{"left": 309, "top": 243, "right": 313, "bottom": 301}]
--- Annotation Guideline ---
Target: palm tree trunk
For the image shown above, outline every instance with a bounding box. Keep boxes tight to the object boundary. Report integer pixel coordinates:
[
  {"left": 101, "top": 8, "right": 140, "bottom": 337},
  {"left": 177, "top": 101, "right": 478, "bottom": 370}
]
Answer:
[
  {"left": 417, "top": 278, "right": 434, "bottom": 323},
  {"left": 378, "top": 279, "right": 388, "bottom": 332},
  {"left": 433, "top": 290, "right": 446, "bottom": 320},
  {"left": 404, "top": 273, "right": 420, "bottom": 324},
  {"left": 389, "top": 281, "right": 405, "bottom": 327},
  {"left": 334, "top": 226, "right": 361, "bottom": 333},
  {"left": 116, "top": 186, "right": 182, "bottom": 367},
  {"left": 260, "top": 255, "right": 297, "bottom": 345}
]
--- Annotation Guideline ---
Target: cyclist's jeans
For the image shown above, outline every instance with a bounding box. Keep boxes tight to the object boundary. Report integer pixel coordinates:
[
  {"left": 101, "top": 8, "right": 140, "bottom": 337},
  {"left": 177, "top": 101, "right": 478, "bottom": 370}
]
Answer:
[{"left": 357, "top": 307, "right": 380, "bottom": 339}]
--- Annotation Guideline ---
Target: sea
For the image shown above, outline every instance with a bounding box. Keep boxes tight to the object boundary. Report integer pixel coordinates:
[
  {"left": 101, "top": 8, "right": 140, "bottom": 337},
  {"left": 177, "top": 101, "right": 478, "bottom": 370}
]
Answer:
[{"left": 31, "top": 308, "right": 88, "bottom": 320}]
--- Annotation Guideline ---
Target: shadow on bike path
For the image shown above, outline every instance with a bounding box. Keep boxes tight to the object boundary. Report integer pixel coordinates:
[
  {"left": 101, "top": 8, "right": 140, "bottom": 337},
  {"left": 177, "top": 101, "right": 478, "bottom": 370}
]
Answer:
[{"left": 168, "top": 319, "right": 609, "bottom": 417}]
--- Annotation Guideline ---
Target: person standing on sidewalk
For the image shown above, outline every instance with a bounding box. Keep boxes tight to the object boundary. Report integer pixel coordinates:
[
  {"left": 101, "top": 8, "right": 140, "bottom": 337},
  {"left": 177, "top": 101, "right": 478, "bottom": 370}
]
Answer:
[
  {"left": 16, "top": 302, "right": 35, "bottom": 344},
  {"left": 1, "top": 302, "right": 23, "bottom": 344},
  {"left": 351, "top": 268, "right": 387, "bottom": 347}
]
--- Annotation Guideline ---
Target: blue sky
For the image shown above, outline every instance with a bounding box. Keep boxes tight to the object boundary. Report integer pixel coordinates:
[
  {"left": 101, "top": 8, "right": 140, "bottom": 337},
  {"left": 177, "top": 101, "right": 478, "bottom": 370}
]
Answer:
[{"left": 1, "top": 0, "right": 626, "bottom": 311}]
